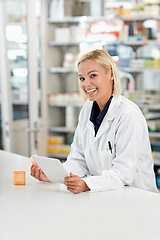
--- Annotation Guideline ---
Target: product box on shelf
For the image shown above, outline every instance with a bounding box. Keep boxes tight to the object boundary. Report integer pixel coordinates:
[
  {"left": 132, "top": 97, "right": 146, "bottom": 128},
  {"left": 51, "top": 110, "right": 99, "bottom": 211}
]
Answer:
[
  {"left": 144, "top": 4, "right": 160, "bottom": 18},
  {"left": 55, "top": 28, "right": 70, "bottom": 43},
  {"left": 48, "top": 136, "right": 64, "bottom": 145},
  {"left": 63, "top": 52, "right": 79, "bottom": 70},
  {"left": 130, "top": 59, "right": 144, "bottom": 69},
  {"left": 47, "top": 135, "right": 71, "bottom": 156},
  {"left": 119, "top": 7, "right": 131, "bottom": 18},
  {"left": 144, "top": 60, "right": 160, "bottom": 69},
  {"left": 49, "top": 0, "right": 72, "bottom": 19},
  {"left": 47, "top": 93, "right": 84, "bottom": 105},
  {"left": 47, "top": 143, "right": 71, "bottom": 156}
]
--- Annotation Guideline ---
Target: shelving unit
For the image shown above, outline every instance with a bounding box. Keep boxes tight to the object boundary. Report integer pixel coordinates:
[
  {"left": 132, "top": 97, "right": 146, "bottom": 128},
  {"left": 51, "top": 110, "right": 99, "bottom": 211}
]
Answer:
[
  {"left": 49, "top": 67, "right": 77, "bottom": 73},
  {"left": 115, "top": 13, "right": 160, "bottom": 169},
  {"left": 46, "top": 2, "right": 109, "bottom": 159},
  {"left": 49, "top": 126, "right": 75, "bottom": 133},
  {"left": 46, "top": 33, "right": 81, "bottom": 158},
  {"left": 44, "top": 0, "right": 160, "bottom": 161},
  {"left": 46, "top": 15, "right": 109, "bottom": 158},
  {"left": 118, "top": 67, "right": 144, "bottom": 73}
]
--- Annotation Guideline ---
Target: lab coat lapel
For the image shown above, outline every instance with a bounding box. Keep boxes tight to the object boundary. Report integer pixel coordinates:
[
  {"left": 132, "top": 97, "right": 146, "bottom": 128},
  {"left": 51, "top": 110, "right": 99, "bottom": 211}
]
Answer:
[
  {"left": 86, "top": 96, "right": 122, "bottom": 141},
  {"left": 85, "top": 96, "right": 122, "bottom": 172},
  {"left": 95, "top": 96, "right": 122, "bottom": 140},
  {"left": 87, "top": 119, "right": 95, "bottom": 138}
]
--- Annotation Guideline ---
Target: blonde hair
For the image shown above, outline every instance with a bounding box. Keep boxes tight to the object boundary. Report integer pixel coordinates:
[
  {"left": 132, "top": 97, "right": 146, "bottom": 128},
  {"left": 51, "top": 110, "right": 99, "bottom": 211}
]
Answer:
[{"left": 77, "top": 49, "right": 122, "bottom": 99}]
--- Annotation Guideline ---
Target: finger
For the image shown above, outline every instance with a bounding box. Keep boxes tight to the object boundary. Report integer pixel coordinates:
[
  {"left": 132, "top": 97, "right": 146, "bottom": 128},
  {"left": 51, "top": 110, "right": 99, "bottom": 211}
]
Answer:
[
  {"left": 34, "top": 168, "right": 40, "bottom": 180},
  {"left": 32, "top": 162, "right": 39, "bottom": 168},
  {"left": 31, "top": 164, "right": 35, "bottom": 171},
  {"left": 70, "top": 172, "right": 77, "bottom": 177},
  {"left": 67, "top": 186, "right": 77, "bottom": 193},
  {"left": 30, "top": 166, "right": 36, "bottom": 177},
  {"left": 37, "top": 170, "right": 43, "bottom": 181},
  {"left": 65, "top": 177, "right": 78, "bottom": 183},
  {"left": 40, "top": 170, "right": 47, "bottom": 181},
  {"left": 64, "top": 180, "right": 76, "bottom": 187},
  {"left": 64, "top": 176, "right": 71, "bottom": 181},
  {"left": 31, "top": 164, "right": 34, "bottom": 169},
  {"left": 65, "top": 182, "right": 77, "bottom": 188},
  {"left": 67, "top": 187, "right": 79, "bottom": 194},
  {"left": 67, "top": 185, "right": 75, "bottom": 190},
  {"left": 39, "top": 169, "right": 50, "bottom": 182},
  {"left": 65, "top": 173, "right": 77, "bottom": 181},
  {"left": 69, "top": 172, "right": 73, "bottom": 177}
]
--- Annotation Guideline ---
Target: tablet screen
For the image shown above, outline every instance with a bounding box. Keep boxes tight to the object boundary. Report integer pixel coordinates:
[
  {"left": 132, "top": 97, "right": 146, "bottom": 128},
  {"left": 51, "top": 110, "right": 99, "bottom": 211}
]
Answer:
[{"left": 32, "top": 155, "right": 69, "bottom": 183}]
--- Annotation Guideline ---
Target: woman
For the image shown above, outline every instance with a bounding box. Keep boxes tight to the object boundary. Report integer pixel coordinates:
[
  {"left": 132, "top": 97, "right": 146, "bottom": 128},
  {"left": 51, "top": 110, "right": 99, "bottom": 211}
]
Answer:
[{"left": 31, "top": 49, "right": 158, "bottom": 194}]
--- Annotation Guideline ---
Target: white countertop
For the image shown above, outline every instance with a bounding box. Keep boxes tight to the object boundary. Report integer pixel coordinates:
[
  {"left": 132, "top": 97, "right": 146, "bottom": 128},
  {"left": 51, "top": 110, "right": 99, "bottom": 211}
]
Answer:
[{"left": 0, "top": 150, "right": 160, "bottom": 240}]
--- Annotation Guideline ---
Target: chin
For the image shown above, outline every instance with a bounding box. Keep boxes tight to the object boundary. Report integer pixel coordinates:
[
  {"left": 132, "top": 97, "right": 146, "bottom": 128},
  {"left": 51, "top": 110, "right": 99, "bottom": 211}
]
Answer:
[{"left": 88, "top": 97, "right": 96, "bottom": 101}]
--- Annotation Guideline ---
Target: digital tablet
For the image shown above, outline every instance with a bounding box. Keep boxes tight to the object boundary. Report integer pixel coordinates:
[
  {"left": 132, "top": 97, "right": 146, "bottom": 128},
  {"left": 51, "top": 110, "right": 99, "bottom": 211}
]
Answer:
[{"left": 31, "top": 155, "right": 69, "bottom": 183}]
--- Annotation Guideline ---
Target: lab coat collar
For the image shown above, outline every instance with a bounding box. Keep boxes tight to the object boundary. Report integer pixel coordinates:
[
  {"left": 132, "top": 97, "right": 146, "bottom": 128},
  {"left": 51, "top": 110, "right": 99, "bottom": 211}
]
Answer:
[
  {"left": 105, "top": 95, "right": 122, "bottom": 120},
  {"left": 87, "top": 95, "right": 123, "bottom": 139}
]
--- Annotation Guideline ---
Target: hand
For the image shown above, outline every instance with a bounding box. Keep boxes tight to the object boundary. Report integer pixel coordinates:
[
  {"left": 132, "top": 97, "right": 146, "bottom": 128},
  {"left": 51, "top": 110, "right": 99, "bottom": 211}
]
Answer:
[
  {"left": 64, "top": 172, "right": 90, "bottom": 194},
  {"left": 30, "top": 163, "right": 50, "bottom": 182}
]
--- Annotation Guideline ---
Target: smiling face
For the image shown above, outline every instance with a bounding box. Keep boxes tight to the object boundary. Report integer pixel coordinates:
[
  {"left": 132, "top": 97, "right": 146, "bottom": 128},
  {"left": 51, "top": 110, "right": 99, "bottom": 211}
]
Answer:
[{"left": 78, "top": 60, "right": 113, "bottom": 111}]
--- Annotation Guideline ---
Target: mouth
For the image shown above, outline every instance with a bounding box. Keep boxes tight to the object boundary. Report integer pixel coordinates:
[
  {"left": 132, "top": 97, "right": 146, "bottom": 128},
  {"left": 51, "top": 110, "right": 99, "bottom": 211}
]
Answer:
[{"left": 86, "top": 89, "right": 97, "bottom": 95}]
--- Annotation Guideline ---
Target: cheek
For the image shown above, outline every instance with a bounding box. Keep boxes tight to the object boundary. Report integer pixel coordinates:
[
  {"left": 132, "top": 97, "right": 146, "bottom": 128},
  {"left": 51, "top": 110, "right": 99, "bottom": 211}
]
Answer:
[{"left": 79, "top": 81, "right": 84, "bottom": 90}]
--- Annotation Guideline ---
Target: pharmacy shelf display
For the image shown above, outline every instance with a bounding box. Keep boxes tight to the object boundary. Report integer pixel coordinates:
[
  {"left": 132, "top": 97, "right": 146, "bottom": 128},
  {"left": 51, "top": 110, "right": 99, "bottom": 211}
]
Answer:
[
  {"left": 117, "top": 16, "right": 160, "bottom": 165},
  {"left": 47, "top": 15, "right": 122, "bottom": 158},
  {"left": 46, "top": 3, "right": 160, "bottom": 159},
  {"left": 46, "top": 16, "right": 113, "bottom": 159}
]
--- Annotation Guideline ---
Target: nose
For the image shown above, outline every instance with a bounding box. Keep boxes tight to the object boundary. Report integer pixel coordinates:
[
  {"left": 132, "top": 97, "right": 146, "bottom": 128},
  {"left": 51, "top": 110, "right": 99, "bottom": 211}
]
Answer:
[{"left": 83, "top": 77, "right": 91, "bottom": 89}]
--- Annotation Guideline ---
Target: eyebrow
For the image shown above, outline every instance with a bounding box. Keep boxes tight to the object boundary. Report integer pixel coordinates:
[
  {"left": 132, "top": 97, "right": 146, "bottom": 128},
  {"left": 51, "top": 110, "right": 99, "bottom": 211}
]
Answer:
[{"left": 78, "top": 70, "right": 98, "bottom": 76}]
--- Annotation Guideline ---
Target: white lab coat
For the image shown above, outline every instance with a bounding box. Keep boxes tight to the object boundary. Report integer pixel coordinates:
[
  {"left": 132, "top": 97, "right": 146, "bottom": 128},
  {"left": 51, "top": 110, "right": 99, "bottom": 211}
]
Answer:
[{"left": 63, "top": 95, "right": 158, "bottom": 193}]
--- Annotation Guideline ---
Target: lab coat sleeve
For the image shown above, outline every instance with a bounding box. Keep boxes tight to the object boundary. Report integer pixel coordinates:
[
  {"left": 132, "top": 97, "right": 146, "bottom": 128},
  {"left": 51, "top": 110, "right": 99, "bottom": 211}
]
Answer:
[
  {"left": 83, "top": 110, "right": 148, "bottom": 192},
  {"left": 63, "top": 121, "right": 90, "bottom": 177}
]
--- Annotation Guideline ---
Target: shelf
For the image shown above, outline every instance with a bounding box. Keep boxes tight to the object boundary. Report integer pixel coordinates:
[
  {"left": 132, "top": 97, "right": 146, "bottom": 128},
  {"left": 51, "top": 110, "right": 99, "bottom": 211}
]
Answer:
[
  {"left": 118, "top": 67, "right": 144, "bottom": 73},
  {"left": 48, "top": 40, "right": 147, "bottom": 47},
  {"left": 149, "top": 132, "right": 160, "bottom": 138},
  {"left": 146, "top": 113, "right": 160, "bottom": 120},
  {"left": 49, "top": 102, "right": 83, "bottom": 108},
  {"left": 118, "top": 67, "right": 160, "bottom": 73},
  {"left": 146, "top": 105, "right": 160, "bottom": 111},
  {"left": 119, "top": 40, "right": 146, "bottom": 46},
  {"left": 49, "top": 67, "right": 77, "bottom": 73},
  {"left": 119, "top": 16, "right": 160, "bottom": 22},
  {"left": 48, "top": 41, "right": 80, "bottom": 46},
  {"left": 48, "top": 16, "right": 116, "bottom": 24},
  {"left": 48, "top": 16, "right": 160, "bottom": 24},
  {"left": 48, "top": 40, "right": 105, "bottom": 46},
  {"left": 13, "top": 101, "right": 28, "bottom": 105},
  {"left": 142, "top": 68, "right": 160, "bottom": 73},
  {"left": 138, "top": 104, "right": 160, "bottom": 112},
  {"left": 49, "top": 126, "right": 75, "bottom": 133},
  {"left": 48, "top": 153, "right": 69, "bottom": 159}
]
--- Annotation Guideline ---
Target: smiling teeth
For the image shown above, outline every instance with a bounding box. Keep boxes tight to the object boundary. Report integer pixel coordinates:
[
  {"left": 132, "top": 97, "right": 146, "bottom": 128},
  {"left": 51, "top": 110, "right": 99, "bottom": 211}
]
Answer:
[{"left": 87, "top": 89, "right": 96, "bottom": 93}]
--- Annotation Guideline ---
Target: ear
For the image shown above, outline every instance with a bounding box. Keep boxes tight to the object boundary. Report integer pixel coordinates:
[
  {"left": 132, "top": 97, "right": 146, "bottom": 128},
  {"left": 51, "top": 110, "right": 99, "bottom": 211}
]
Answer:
[{"left": 110, "top": 68, "right": 114, "bottom": 81}]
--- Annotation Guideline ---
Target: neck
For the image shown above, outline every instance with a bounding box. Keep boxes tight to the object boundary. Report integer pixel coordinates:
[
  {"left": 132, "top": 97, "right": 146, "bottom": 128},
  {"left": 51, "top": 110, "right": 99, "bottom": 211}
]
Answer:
[{"left": 97, "top": 95, "right": 113, "bottom": 112}]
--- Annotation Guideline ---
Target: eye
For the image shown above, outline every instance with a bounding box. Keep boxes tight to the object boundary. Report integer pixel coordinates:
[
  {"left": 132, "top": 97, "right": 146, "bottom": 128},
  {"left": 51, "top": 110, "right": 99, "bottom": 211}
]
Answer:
[
  {"left": 79, "top": 77, "right": 85, "bottom": 81},
  {"left": 90, "top": 74, "right": 97, "bottom": 78}
]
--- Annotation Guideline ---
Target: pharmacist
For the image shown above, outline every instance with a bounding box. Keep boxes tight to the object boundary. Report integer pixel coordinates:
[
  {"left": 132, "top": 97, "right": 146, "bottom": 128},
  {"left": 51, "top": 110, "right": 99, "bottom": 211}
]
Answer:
[{"left": 31, "top": 49, "right": 158, "bottom": 194}]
